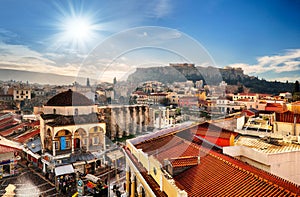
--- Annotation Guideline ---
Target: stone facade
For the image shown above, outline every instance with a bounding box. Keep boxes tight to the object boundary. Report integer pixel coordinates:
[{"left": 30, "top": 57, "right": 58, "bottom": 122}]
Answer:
[{"left": 98, "top": 105, "right": 150, "bottom": 140}]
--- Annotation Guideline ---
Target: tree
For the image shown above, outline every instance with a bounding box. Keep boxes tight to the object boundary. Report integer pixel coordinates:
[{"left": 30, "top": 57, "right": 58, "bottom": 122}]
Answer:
[
  {"left": 293, "top": 80, "right": 300, "bottom": 101},
  {"left": 237, "top": 85, "right": 244, "bottom": 93},
  {"left": 294, "top": 80, "right": 300, "bottom": 93}
]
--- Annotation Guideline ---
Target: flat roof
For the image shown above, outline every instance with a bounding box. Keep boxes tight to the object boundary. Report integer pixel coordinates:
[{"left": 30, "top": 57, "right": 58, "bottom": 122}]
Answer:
[{"left": 235, "top": 136, "right": 300, "bottom": 154}]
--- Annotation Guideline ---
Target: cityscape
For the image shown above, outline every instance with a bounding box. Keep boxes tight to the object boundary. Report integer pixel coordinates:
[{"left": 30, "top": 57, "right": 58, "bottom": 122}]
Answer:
[{"left": 0, "top": 1, "right": 300, "bottom": 197}]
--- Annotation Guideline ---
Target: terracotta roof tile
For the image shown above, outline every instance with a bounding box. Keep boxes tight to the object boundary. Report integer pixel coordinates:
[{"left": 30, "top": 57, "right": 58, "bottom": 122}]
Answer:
[
  {"left": 13, "top": 129, "right": 40, "bottom": 143},
  {"left": 133, "top": 128, "right": 300, "bottom": 196},
  {"left": 169, "top": 156, "right": 199, "bottom": 168},
  {"left": 0, "top": 122, "right": 25, "bottom": 137},
  {"left": 0, "top": 144, "right": 21, "bottom": 153}
]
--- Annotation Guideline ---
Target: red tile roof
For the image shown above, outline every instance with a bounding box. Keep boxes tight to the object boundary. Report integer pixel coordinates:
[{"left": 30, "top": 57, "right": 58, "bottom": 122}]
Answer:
[
  {"left": 276, "top": 111, "right": 300, "bottom": 123},
  {"left": 0, "top": 123, "right": 25, "bottom": 137},
  {"left": 133, "top": 129, "right": 300, "bottom": 196},
  {"left": 169, "top": 156, "right": 199, "bottom": 168},
  {"left": 242, "top": 109, "right": 256, "bottom": 117},
  {"left": 174, "top": 149, "right": 300, "bottom": 196},
  {"left": 265, "top": 103, "right": 285, "bottom": 113},
  {"left": 192, "top": 122, "right": 238, "bottom": 139},
  {"left": 0, "top": 144, "right": 21, "bottom": 153},
  {"left": 13, "top": 129, "right": 40, "bottom": 143}
]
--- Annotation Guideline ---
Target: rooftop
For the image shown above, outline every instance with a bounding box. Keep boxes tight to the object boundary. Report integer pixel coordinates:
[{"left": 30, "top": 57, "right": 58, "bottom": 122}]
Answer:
[
  {"left": 276, "top": 111, "right": 300, "bottom": 123},
  {"left": 130, "top": 125, "right": 300, "bottom": 196},
  {"left": 235, "top": 136, "right": 300, "bottom": 154},
  {"left": 0, "top": 144, "right": 21, "bottom": 153},
  {"left": 45, "top": 89, "right": 93, "bottom": 106}
]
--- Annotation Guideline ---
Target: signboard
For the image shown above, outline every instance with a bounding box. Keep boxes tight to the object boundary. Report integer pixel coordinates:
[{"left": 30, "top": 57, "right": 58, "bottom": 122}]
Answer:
[{"left": 77, "top": 179, "right": 84, "bottom": 197}]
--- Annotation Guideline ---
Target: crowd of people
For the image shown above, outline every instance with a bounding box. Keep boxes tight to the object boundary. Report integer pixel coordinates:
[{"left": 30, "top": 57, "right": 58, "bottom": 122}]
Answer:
[{"left": 57, "top": 174, "right": 76, "bottom": 194}]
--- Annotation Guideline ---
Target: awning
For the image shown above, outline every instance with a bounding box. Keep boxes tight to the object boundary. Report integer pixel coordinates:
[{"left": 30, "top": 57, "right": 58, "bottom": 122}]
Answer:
[
  {"left": 55, "top": 164, "right": 74, "bottom": 176},
  {"left": 85, "top": 174, "right": 100, "bottom": 183},
  {"left": 73, "top": 161, "right": 86, "bottom": 166},
  {"left": 106, "top": 150, "right": 124, "bottom": 161}
]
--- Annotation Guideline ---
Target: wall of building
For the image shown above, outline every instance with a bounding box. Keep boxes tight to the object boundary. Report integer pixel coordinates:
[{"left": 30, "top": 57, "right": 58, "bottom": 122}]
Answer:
[
  {"left": 269, "top": 151, "right": 300, "bottom": 185},
  {"left": 274, "top": 122, "right": 300, "bottom": 136},
  {"left": 126, "top": 140, "right": 187, "bottom": 197},
  {"left": 287, "top": 103, "right": 300, "bottom": 114},
  {"left": 43, "top": 105, "right": 97, "bottom": 116},
  {"left": 224, "top": 145, "right": 300, "bottom": 185},
  {"left": 13, "top": 89, "right": 31, "bottom": 101}
]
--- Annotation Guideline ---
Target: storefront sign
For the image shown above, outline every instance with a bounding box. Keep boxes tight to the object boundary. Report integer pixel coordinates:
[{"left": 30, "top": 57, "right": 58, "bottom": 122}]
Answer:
[{"left": 77, "top": 179, "right": 84, "bottom": 197}]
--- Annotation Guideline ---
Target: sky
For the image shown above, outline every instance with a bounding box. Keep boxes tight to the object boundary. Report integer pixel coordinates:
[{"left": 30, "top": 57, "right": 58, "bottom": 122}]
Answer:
[{"left": 0, "top": 0, "right": 299, "bottom": 84}]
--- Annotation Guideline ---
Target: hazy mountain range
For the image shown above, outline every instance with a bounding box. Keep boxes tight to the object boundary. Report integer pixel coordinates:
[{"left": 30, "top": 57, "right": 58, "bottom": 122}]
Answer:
[{"left": 0, "top": 69, "right": 84, "bottom": 85}]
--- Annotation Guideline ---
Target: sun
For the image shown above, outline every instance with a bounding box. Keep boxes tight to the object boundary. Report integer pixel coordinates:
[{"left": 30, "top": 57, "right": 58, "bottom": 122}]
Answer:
[{"left": 64, "top": 17, "right": 92, "bottom": 42}]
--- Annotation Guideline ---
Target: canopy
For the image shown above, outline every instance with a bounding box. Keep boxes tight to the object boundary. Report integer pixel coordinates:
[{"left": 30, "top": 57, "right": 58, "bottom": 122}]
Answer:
[
  {"left": 106, "top": 150, "right": 124, "bottom": 161},
  {"left": 55, "top": 164, "right": 74, "bottom": 176}
]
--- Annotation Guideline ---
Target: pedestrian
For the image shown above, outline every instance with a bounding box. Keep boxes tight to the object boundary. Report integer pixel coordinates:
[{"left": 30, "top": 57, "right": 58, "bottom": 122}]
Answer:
[{"left": 116, "top": 189, "right": 121, "bottom": 197}]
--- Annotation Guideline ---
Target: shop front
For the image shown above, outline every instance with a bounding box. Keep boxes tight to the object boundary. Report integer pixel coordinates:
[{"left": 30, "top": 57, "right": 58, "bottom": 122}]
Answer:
[{"left": 54, "top": 164, "right": 76, "bottom": 193}]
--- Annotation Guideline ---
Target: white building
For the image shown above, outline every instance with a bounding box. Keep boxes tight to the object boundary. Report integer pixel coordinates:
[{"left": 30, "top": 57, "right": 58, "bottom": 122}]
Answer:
[
  {"left": 40, "top": 89, "right": 106, "bottom": 175},
  {"left": 13, "top": 87, "right": 31, "bottom": 101},
  {"left": 224, "top": 136, "right": 300, "bottom": 185}
]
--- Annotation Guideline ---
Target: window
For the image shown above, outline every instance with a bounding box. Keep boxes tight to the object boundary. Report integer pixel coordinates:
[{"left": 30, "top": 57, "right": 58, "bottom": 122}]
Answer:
[
  {"left": 16, "top": 90, "right": 19, "bottom": 94},
  {"left": 75, "top": 108, "right": 78, "bottom": 115},
  {"left": 93, "top": 136, "right": 99, "bottom": 145},
  {"left": 153, "top": 167, "right": 157, "bottom": 175},
  {"left": 83, "top": 138, "right": 88, "bottom": 145},
  {"left": 26, "top": 91, "right": 28, "bottom": 94},
  {"left": 16, "top": 96, "right": 19, "bottom": 98},
  {"left": 54, "top": 141, "right": 59, "bottom": 150},
  {"left": 26, "top": 96, "right": 28, "bottom": 99},
  {"left": 66, "top": 140, "right": 71, "bottom": 149},
  {"left": 53, "top": 109, "right": 56, "bottom": 114}
]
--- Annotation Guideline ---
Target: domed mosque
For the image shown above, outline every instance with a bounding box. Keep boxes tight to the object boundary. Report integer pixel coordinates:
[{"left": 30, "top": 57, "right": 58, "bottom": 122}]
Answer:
[{"left": 40, "top": 89, "right": 106, "bottom": 178}]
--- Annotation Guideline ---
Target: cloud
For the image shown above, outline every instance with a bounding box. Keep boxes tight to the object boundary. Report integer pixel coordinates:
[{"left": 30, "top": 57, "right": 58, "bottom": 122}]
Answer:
[
  {"left": 146, "top": 0, "right": 172, "bottom": 18},
  {"left": 153, "top": 0, "right": 172, "bottom": 18},
  {"left": 0, "top": 41, "right": 80, "bottom": 77},
  {"left": 228, "top": 49, "right": 300, "bottom": 75}
]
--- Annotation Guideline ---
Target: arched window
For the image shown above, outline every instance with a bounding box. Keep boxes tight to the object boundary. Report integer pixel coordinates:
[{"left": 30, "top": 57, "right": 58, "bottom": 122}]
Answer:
[
  {"left": 75, "top": 108, "right": 78, "bottom": 115},
  {"left": 53, "top": 108, "right": 56, "bottom": 114}
]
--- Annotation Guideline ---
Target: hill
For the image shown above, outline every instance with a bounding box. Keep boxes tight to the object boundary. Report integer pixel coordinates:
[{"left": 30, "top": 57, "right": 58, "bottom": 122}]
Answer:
[{"left": 127, "top": 64, "right": 294, "bottom": 94}]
